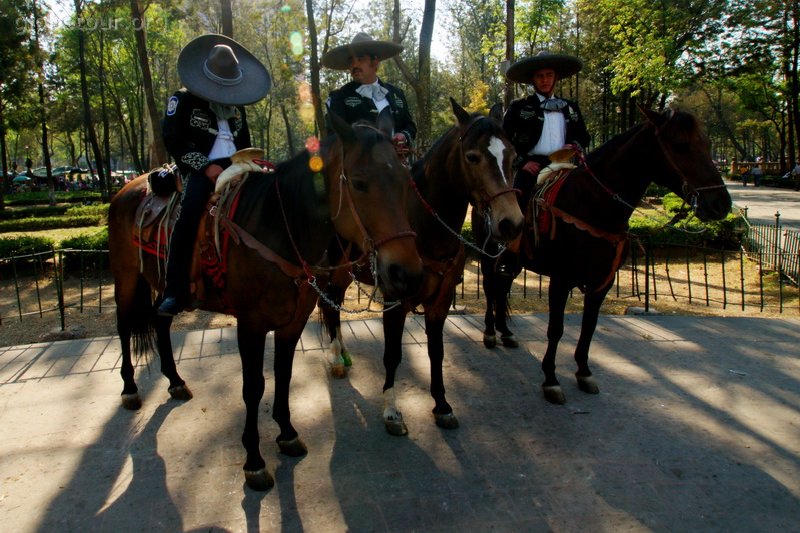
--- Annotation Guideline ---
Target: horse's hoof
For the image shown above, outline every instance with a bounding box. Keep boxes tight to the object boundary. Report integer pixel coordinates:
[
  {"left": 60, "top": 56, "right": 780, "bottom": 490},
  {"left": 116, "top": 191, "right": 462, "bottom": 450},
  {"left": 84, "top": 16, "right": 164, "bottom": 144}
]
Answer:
[
  {"left": 500, "top": 334, "right": 519, "bottom": 348},
  {"left": 277, "top": 437, "right": 308, "bottom": 457},
  {"left": 168, "top": 384, "right": 193, "bottom": 401},
  {"left": 384, "top": 415, "right": 408, "bottom": 436},
  {"left": 483, "top": 334, "right": 497, "bottom": 349},
  {"left": 121, "top": 393, "right": 142, "bottom": 410},
  {"left": 576, "top": 374, "right": 600, "bottom": 394},
  {"left": 244, "top": 468, "right": 275, "bottom": 491},
  {"left": 542, "top": 385, "right": 566, "bottom": 405},
  {"left": 341, "top": 349, "right": 352, "bottom": 367},
  {"left": 434, "top": 412, "right": 459, "bottom": 429},
  {"left": 330, "top": 363, "right": 347, "bottom": 379}
]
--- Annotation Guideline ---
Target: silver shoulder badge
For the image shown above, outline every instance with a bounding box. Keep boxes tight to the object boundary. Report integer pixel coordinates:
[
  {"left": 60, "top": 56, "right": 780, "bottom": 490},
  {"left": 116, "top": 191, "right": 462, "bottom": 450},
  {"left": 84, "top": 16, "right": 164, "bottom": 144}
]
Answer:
[{"left": 166, "top": 96, "right": 179, "bottom": 116}]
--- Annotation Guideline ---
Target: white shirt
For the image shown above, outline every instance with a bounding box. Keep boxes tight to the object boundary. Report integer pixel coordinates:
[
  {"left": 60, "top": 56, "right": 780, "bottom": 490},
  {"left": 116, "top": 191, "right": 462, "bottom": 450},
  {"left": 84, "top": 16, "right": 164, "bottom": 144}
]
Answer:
[
  {"left": 357, "top": 81, "right": 390, "bottom": 113},
  {"left": 529, "top": 94, "right": 567, "bottom": 157},
  {"left": 207, "top": 119, "right": 237, "bottom": 161}
]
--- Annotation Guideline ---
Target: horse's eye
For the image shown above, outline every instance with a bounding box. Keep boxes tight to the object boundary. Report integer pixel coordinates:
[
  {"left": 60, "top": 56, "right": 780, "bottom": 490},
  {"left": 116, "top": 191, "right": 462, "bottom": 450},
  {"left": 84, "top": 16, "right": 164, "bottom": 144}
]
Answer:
[
  {"left": 465, "top": 152, "right": 481, "bottom": 164},
  {"left": 351, "top": 179, "right": 369, "bottom": 193}
]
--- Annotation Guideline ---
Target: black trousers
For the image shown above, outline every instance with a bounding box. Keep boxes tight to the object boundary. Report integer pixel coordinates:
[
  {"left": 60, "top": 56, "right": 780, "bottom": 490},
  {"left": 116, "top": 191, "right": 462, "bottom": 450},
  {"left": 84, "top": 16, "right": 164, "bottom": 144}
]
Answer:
[
  {"left": 164, "top": 171, "right": 214, "bottom": 298},
  {"left": 513, "top": 154, "right": 551, "bottom": 212}
]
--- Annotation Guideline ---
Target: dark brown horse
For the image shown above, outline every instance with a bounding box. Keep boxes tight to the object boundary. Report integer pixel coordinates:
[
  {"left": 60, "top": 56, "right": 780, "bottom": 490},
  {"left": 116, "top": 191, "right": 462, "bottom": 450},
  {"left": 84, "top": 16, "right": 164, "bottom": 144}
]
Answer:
[
  {"left": 473, "top": 106, "right": 732, "bottom": 404},
  {"left": 108, "top": 115, "right": 423, "bottom": 491},
  {"left": 320, "top": 99, "right": 524, "bottom": 435}
]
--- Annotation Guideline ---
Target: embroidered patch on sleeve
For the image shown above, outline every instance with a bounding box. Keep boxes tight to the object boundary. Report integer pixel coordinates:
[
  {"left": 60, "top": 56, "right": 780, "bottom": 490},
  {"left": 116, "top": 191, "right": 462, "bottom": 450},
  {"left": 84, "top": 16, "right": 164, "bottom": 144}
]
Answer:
[{"left": 166, "top": 96, "right": 179, "bottom": 116}]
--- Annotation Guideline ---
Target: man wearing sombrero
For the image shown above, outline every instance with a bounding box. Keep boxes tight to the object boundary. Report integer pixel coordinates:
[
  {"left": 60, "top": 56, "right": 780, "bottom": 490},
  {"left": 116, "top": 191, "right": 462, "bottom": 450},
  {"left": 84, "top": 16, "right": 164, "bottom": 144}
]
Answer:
[
  {"left": 158, "top": 34, "right": 271, "bottom": 316},
  {"left": 497, "top": 50, "right": 590, "bottom": 276},
  {"left": 321, "top": 32, "right": 416, "bottom": 152}
]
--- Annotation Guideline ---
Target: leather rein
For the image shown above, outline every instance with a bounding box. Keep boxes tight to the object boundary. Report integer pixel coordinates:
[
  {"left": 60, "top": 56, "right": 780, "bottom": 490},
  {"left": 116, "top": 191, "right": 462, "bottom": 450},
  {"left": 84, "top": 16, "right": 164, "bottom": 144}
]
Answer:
[
  {"left": 536, "top": 114, "right": 723, "bottom": 293},
  {"left": 220, "top": 135, "right": 416, "bottom": 283}
]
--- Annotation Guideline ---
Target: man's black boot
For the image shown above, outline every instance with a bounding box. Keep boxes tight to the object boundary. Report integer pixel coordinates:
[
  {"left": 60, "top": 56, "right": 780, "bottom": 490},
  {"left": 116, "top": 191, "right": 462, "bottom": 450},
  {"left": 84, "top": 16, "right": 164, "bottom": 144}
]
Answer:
[{"left": 158, "top": 295, "right": 184, "bottom": 316}]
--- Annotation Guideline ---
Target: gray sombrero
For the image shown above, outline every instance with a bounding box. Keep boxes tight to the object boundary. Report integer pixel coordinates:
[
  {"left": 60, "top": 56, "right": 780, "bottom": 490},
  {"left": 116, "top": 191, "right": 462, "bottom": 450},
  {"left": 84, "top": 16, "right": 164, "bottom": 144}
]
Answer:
[
  {"left": 506, "top": 51, "right": 583, "bottom": 83},
  {"left": 321, "top": 32, "right": 404, "bottom": 70},
  {"left": 177, "top": 34, "right": 271, "bottom": 105}
]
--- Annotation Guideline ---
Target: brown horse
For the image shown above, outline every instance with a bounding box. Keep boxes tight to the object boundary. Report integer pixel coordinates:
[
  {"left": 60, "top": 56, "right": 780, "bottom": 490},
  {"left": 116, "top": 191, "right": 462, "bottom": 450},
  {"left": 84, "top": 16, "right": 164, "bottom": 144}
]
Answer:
[
  {"left": 473, "top": 106, "right": 732, "bottom": 404},
  {"left": 320, "top": 98, "right": 524, "bottom": 435},
  {"left": 108, "top": 115, "right": 423, "bottom": 491}
]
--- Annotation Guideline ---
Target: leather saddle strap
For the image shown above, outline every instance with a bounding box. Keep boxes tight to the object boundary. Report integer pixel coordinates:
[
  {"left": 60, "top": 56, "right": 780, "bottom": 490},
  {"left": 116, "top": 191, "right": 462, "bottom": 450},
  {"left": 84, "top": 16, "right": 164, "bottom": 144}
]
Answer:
[{"left": 220, "top": 217, "right": 305, "bottom": 280}]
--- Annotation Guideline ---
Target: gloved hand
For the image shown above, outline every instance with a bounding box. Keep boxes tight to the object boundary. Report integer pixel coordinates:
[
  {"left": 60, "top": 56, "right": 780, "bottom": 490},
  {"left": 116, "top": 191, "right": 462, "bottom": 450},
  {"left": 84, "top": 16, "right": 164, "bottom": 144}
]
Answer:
[{"left": 522, "top": 160, "right": 541, "bottom": 175}]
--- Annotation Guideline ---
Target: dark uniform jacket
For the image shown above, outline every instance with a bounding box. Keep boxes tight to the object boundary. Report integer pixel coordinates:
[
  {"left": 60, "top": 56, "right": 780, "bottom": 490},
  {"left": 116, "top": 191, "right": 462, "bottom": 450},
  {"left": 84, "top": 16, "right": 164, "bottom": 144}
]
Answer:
[
  {"left": 162, "top": 89, "right": 252, "bottom": 177},
  {"left": 503, "top": 94, "right": 590, "bottom": 170},
  {"left": 326, "top": 80, "right": 416, "bottom": 143}
]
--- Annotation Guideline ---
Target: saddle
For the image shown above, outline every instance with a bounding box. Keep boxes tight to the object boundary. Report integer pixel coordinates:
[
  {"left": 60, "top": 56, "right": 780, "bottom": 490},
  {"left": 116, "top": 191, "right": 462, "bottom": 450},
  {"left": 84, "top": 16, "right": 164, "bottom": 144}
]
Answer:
[{"left": 132, "top": 150, "right": 270, "bottom": 311}]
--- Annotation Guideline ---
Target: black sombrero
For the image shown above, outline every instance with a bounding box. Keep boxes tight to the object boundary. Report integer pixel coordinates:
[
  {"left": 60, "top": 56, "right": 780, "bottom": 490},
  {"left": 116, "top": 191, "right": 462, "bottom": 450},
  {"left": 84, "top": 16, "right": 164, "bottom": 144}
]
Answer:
[
  {"left": 506, "top": 51, "right": 583, "bottom": 83},
  {"left": 321, "top": 32, "right": 404, "bottom": 70}
]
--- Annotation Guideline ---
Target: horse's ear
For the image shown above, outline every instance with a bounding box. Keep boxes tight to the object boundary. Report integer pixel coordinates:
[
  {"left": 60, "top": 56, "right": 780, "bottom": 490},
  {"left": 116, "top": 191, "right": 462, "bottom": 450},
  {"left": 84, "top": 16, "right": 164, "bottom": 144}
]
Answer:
[
  {"left": 376, "top": 107, "right": 395, "bottom": 139},
  {"left": 637, "top": 103, "right": 668, "bottom": 128},
  {"left": 450, "top": 97, "right": 470, "bottom": 126},
  {"left": 489, "top": 102, "right": 504, "bottom": 122},
  {"left": 329, "top": 110, "right": 356, "bottom": 146}
]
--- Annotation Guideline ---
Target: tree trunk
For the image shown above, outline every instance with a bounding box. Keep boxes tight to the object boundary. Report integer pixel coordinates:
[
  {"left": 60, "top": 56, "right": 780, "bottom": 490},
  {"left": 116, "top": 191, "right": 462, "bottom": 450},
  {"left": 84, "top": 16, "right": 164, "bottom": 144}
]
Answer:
[
  {"left": 33, "top": 3, "right": 54, "bottom": 205},
  {"left": 130, "top": 0, "right": 168, "bottom": 168},
  {"left": 392, "top": 0, "right": 435, "bottom": 150},
  {"left": 221, "top": 0, "right": 233, "bottom": 37},
  {"left": 504, "top": 0, "right": 515, "bottom": 108},
  {"left": 280, "top": 104, "right": 295, "bottom": 155},
  {"left": 305, "top": 0, "right": 325, "bottom": 134},
  {"left": 75, "top": 0, "right": 107, "bottom": 197}
]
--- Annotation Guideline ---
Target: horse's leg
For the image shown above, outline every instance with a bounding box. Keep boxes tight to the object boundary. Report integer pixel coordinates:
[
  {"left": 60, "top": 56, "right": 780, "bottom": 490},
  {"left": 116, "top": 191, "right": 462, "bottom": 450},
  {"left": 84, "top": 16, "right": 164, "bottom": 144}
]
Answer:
[
  {"left": 236, "top": 323, "right": 274, "bottom": 491},
  {"left": 493, "top": 270, "right": 520, "bottom": 348},
  {"left": 425, "top": 313, "right": 459, "bottom": 429},
  {"left": 115, "top": 275, "right": 151, "bottom": 410},
  {"left": 381, "top": 305, "right": 409, "bottom": 436},
  {"left": 116, "top": 306, "right": 140, "bottom": 410},
  {"left": 479, "top": 254, "right": 499, "bottom": 348},
  {"left": 320, "top": 283, "right": 351, "bottom": 378},
  {"left": 573, "top": 286, "right": 610, "bottom": 395},
  {"left": 272, "top": 326, "right": 308, "bottom": 457},
  {"left": 153, "top": 314, "right": 192, "bottom": 401},
  {"left": 541, "top": 277, "right": 570, "bottom": 405}
]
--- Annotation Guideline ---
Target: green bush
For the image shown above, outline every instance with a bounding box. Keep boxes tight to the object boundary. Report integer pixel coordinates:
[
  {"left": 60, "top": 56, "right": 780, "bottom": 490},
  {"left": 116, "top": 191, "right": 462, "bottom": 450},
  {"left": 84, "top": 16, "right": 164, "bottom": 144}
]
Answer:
[
  {"left": 0, "top": 235, "right": 55, "bottom": 258},
  {"left": 64, "top": 203, "right": 109, "bottom": 217},
  {"left": 60, "top": 227, "right": 109, "bottom": 250},
  {"left": 4, "top": 191, "right": 101, "bottom": 206},
  {"left": 0, "top": 205, "right": 70, "bottom": 219},
  {"left": 0, "top": 214, "right": 104, "bottom": 232}
]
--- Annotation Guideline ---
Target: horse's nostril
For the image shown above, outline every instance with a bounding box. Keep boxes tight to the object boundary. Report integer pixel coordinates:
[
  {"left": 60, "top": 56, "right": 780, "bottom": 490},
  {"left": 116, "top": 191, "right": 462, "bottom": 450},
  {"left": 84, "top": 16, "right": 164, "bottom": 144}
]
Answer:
[
  {"left": 386, "top": 263, "right": 423, "bottom": 298},
  {"left": 498, "top": 218, "right": 522, "bottom": 241}
]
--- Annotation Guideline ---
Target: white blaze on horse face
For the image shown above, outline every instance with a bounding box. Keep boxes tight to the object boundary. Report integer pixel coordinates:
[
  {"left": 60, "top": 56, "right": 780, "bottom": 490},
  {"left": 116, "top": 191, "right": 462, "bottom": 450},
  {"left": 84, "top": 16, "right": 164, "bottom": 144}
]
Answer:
[{"left": 487, "top": 136, "right": 509, "bottom": 184}]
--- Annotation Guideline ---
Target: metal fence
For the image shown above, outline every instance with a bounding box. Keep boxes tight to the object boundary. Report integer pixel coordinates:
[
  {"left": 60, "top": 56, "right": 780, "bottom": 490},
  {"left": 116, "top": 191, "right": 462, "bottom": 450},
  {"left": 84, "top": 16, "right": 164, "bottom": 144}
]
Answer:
[{"left": 2, "top": 225, "right": 800, "bottom": 338}]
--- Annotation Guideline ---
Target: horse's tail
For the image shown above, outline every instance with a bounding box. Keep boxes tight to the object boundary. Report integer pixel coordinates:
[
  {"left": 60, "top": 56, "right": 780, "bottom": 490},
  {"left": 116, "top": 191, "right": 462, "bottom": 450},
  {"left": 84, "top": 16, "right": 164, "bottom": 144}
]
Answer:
[{"left": 129, "top": 275, "right": 157, "bottom": 367}]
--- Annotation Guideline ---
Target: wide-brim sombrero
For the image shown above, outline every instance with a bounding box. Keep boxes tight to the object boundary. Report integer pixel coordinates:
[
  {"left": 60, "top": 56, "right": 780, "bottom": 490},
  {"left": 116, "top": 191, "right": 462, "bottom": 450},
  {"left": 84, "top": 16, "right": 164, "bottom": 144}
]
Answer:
[
  {"left": 506, "top": 51, "right": 583, "bottom": 83},
  {"left": 321, "top": 32, "right": 404, "bottom": 70},
  {"left": 177, "top": 34, "right": 271, "bottom": 105}
]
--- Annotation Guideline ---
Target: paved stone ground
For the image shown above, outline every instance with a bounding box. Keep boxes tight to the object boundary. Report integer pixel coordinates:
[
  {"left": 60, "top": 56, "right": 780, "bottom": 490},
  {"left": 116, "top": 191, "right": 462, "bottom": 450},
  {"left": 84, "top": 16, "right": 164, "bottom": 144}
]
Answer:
[{"left": 1, "top": 314, "right": 798, "bottom": 532}]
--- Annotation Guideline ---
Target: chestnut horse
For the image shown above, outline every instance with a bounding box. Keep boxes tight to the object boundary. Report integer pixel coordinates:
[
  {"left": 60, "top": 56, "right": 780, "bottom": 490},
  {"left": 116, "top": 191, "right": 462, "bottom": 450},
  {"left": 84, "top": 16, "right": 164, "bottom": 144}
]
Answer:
[
  {"left": 320, "top": 99, "right": 524, "bottom": 435},
  {"left": 108, "top": 115, "right": 423, "bottom": 491},
  {"left": 473, "top": 106, "right": 732, "bottom": 404}
]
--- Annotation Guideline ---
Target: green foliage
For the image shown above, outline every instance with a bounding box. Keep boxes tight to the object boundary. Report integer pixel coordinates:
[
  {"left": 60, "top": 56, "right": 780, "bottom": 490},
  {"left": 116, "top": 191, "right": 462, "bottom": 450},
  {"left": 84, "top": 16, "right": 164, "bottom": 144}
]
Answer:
[
  {"left": 5, "top": 191, "right": 102, "bottom": 206},
  {"left": 0, "top": 205, "right": 70, "bottom": 219},
  {"left": 59, "top": 227, "right": 108, "bottom": 251},
  {"left": 629, "top": 197, "right": 743, "bottom": 248},
  {"left": 64, "top": 203, "right": 109, "bottom": 217},
  {"left": 0, "top": 215, "right": 104, "bottom": 233},
  {"left": 0, "top": 235, "right": 54, "bottom": 258}
]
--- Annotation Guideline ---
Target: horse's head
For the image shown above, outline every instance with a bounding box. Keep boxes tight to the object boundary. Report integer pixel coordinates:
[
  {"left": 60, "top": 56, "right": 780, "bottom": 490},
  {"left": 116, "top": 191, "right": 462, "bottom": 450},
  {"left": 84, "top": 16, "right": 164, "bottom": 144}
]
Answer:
[
  {"left": 450, "top": 98, "right": 523, "bottom": 242},
  {"left": 327, "top": 112, "right": 424, "bottom": 299},
  {"left": 639, "top": 106, "right": 732, "bottom": 221}
]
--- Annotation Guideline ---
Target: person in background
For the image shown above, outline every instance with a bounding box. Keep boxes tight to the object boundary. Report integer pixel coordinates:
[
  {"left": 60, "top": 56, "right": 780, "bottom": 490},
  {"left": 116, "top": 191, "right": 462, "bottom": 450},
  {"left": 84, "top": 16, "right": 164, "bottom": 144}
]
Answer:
[
  {"left": 497, "top": 50, "right": 591, "bottom": 276},
  {"left": 158, "top": 34, "right": 271, "bottom": 316},
  {"left": 321, "top": 32, "right": 416, "bottom": 160}
]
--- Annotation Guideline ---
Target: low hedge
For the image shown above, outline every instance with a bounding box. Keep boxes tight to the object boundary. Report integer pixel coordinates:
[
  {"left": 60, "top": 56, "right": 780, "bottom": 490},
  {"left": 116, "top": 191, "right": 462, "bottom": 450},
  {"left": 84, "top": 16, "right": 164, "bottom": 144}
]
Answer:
[
  {"left": 0, "top": 214, "right": 104, "bottom": 232},
  {"left": 0, "top": 235, "right": 55, "bottom": 258},
  {"left": 0, "top": 205, "right": 70, "bottom": 219},
  {"left": 4, "top": 191, "right": 102, "bottom": 206}
]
